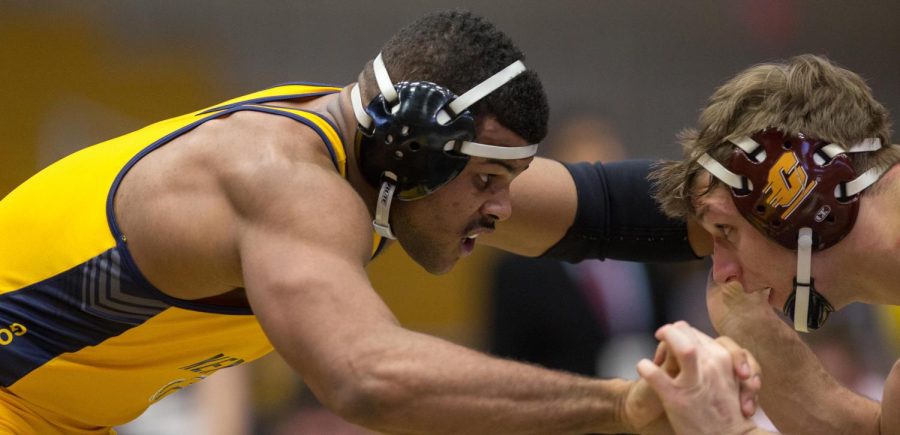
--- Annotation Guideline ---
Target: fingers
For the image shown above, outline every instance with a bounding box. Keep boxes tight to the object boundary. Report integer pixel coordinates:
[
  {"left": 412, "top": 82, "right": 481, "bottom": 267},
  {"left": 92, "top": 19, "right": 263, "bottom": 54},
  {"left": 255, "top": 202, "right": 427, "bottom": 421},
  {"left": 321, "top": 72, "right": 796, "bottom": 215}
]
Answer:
[
  {"left": 706, "top": 275, "right": 746, "bottom": 299},
  {"left": 655, "top": 322, "right": 700, "bottom": 386},
  {"left": 652, "top": 342, "right": 682, "bottom": 378},
  {"left": 653, "top": 341, "right": 667, "bottom": 365},
  {"left": 648, "top": 321, "right": 759, "bottom": 432},
  {"left": 705, "top": 270, "right": 769, "bottom": 298},
  {"left": 711, "top": 275, "right": 771, "bottom": 302},
  {"left": 636, "top": 358, "right": 673, "bottom": 399},
  {"left": 714, "top": 335, "right": 762, "bottom": 418},
  {"left": 721, "top": 280, "right": 746, "bottom": 296},
  {"left": 715, "top": 336, "right": 751, "bottom": 379},
  {"left": 738, "top": 374, "right": 762, "bottom": 417}
]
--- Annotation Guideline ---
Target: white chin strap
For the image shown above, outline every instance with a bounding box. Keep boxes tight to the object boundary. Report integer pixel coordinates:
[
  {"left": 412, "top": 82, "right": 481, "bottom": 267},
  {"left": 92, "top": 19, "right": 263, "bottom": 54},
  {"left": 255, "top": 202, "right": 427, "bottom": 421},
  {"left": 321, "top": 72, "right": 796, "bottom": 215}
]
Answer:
[
  {"left": 356, "top": 53, "right": 540, "bottom": 239},
  {"left": 373, "top": 175, "right": 398, "bottom": 239},
  {"left": 357, "top": 78, "right": 397, "bottom": 239},
  {"left": 793, "top": 227, "right": 814, "bottom": 332}
]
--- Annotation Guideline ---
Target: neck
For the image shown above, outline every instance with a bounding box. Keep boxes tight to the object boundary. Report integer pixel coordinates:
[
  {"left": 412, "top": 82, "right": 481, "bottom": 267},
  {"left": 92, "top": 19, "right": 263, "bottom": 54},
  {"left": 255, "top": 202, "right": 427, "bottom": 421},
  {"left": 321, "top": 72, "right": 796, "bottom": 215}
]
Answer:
[
  {"left": 814, "top": 165, "right": 900, "bottom": 307},
  {"left": 326, "top": 84, "right": 380, "bottom": 220}
]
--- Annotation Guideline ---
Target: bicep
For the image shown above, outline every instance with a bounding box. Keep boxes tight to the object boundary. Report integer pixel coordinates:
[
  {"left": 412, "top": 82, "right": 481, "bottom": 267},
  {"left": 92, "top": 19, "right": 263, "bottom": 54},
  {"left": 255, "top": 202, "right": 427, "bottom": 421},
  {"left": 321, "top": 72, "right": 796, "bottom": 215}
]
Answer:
[
  {"left": 241, "top": 224, "right": 399, "bottom": 406},
  {"left": 241, "top": 222, "right": 397, "bottom": 367},
  {"left": 233, "top": 165, "right": 398, "bottom": 396}
]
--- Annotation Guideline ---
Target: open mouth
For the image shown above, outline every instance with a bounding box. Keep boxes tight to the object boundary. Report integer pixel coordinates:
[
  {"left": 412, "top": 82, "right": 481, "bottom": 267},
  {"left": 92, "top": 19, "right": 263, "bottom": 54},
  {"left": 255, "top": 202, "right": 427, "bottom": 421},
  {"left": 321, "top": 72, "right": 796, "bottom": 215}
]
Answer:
[{"left": 460, "top": 234, "right": 478, "bottom": 257}]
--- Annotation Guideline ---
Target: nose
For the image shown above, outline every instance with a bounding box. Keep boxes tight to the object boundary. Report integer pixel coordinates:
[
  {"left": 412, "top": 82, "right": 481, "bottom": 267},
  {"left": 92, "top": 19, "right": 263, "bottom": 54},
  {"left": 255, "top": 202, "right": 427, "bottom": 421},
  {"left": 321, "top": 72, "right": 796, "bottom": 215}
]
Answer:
[
  {"left": 711, "top": 238, "right": 742, "bottom": 284},
  {"left": 482, "top": 187, "right": 512, "bottom": 222}
]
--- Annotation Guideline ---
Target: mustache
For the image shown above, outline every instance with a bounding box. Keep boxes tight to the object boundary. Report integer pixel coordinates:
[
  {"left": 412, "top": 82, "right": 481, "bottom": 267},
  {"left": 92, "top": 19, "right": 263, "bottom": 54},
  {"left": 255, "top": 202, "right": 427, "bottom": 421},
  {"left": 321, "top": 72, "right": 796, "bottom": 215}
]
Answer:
[{"left": 464, "top": 218, "right": 496, "bottom": 235}]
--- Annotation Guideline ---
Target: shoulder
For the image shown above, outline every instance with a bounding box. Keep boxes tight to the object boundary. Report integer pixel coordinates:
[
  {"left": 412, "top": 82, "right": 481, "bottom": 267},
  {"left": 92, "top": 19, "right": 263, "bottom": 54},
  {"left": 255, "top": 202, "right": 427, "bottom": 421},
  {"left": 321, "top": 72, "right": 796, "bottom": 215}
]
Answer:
[
  {"left": 209, "top": 112, "right": 372, "bottom": 263},
  {"left": 205, "top": 109, "right": 336, "bottom": 171}
]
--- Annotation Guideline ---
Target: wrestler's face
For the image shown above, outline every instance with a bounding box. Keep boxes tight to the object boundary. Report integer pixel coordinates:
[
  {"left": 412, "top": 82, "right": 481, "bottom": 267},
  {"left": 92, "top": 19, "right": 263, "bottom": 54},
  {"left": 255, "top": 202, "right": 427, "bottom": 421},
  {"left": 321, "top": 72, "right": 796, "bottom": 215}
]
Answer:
[
  {"left": 392, "top": 118, "right": 532, "bottom": 274},
  {"left": 691, "top": 173, "right": 798, "bottom": 309}
]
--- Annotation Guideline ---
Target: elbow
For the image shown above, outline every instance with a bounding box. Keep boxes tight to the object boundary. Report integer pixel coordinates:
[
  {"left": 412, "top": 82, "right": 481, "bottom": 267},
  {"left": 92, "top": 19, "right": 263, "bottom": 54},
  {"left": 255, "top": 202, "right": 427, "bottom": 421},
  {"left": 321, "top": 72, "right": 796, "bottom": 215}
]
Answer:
[
  {"left": 324, "top": 379, "right": 386, "bottom": 428},
  {"left": 318, "top": 355, "right": 416, "bottom": 430}
]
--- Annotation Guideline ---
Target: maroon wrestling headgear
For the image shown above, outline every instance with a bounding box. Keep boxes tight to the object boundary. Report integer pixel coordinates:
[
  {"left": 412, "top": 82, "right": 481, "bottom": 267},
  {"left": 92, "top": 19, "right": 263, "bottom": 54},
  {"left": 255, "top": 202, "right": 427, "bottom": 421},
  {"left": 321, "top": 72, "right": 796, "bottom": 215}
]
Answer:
[
  {"left": 697, "top": 128, "right": 886, "bottom": 332},
  {"left": 727, "top": 128, "right": 859, "bottom": 250}
]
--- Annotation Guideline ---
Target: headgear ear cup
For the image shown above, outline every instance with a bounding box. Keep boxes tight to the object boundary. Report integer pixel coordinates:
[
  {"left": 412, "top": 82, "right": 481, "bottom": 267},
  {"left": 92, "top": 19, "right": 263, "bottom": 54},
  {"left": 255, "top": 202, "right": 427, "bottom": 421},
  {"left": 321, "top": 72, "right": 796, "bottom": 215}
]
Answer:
[
  {"left": 357, "top": 81, "right": 475, "bottom": 200},
  {"left": 727, "top": 129, "right": 859, "bottom": 250},
  {"left": 350, "top": 53, "right": 539, "bottom": 239},
  {"left": 697, "top": 128, "right": 886, "bottom": 331}
]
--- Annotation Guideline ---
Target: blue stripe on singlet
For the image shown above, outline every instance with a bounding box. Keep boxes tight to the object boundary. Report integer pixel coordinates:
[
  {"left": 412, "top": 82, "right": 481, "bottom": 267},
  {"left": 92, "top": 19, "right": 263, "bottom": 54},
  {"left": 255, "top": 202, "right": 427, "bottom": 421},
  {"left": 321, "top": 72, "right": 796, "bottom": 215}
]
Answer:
[{"left": 0, "top": 248, "right": 168, "bottom": 386}]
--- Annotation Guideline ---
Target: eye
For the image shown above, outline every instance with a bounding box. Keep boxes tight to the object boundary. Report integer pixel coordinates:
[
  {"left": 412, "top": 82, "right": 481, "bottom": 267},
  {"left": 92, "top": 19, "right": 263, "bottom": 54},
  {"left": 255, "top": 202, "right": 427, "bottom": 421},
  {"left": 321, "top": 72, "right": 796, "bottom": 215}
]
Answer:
[
  {"left": 714, "top": 224, "right": 733, "bottom": 240},
  {"left": 477, "top": 174, "right": 494, "bottom": 190}
]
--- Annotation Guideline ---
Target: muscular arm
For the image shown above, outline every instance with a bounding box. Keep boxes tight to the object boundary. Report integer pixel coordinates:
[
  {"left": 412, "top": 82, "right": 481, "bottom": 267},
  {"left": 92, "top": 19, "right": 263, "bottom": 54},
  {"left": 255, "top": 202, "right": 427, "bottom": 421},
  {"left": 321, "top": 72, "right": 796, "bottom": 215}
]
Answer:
[
  {"left": 485, "top": 157, "right": 706, "bottom": 261},
  {"left": 232, "top": 153, "right": 650, "bottom": 433},
  {"left": 709, "top": 282, "right": 882, "bottom": 434}
]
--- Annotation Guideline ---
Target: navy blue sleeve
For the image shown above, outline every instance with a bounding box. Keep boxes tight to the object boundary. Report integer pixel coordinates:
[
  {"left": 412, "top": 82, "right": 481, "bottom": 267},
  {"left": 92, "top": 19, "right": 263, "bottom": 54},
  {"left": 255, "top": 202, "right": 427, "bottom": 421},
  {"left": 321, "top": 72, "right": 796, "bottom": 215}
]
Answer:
[{"left": 541, "top": 160, "right": 699, "bottom": 263}]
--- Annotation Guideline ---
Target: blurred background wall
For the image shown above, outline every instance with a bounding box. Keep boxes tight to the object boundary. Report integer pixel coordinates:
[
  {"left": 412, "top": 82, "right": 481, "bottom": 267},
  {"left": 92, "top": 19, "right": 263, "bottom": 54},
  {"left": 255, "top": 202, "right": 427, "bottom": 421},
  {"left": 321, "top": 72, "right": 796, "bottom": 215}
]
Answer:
[
  {"left": 4, "top": 0, "right": 898, "bottom": 343},
  {"left": 4, "top": 1, "right": 899, "bottom": 189},
  {"left": 2, "top": 1, "right": 898, "bottom": 433}
]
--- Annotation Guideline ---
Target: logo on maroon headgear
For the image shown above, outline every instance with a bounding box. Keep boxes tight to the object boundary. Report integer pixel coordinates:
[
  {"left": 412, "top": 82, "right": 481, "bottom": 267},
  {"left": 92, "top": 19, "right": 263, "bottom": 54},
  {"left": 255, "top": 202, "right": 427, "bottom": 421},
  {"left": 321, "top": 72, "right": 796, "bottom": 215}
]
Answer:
[
  {"left": 726, "top": 129, "right": 860, "bottom": 250},
  {"left": 762, "top": 151, "right": 818, "bottom": 220}
]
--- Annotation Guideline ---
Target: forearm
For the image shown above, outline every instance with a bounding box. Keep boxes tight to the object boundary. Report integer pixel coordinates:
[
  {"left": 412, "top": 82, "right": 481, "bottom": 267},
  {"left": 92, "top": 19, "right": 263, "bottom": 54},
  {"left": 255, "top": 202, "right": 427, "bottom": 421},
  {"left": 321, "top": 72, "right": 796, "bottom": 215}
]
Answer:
[
  {"left": 721, "top": 315, "right": 880, "bottom": 434},
  {"left": 541, "top": 160, "right": 698, "bottom": 263},
  {"left": 341, "top": 327, "right": 636, "bottom": 434},
  {"left": 489, "top": 158, "right": 700, "bottom": 262},
  {"left": 247, "top": 252, "right": 639, "bottom": 433}
]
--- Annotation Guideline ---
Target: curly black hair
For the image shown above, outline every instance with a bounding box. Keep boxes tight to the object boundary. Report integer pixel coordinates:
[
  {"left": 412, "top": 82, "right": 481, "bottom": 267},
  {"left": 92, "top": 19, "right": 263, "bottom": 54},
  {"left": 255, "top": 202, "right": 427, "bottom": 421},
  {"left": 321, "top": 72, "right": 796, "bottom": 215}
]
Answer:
[{"left": 379, "top": 10, "right": 549, "bottom": 144}]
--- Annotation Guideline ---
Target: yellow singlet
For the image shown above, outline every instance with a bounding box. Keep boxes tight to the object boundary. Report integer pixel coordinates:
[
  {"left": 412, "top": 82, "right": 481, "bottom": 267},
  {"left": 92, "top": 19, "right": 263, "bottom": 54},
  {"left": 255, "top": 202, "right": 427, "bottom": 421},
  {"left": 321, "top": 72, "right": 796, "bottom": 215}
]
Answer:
[{"left": 0, "top": 83, "right": 382, "bottom": 433}]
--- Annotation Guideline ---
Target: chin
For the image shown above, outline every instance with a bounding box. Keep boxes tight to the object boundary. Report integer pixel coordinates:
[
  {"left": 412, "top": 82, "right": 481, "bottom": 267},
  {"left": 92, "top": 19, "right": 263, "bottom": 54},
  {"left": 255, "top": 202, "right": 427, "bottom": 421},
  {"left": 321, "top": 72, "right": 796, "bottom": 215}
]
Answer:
[
  {"left": 407, "top": 250, "right": 457, "bottom": 275},
  {"left": 397, "top": 238, "right": 454, "bottom": 275},
  {"left": 423, "top": 259, "right": 457, "bottom": 275}
]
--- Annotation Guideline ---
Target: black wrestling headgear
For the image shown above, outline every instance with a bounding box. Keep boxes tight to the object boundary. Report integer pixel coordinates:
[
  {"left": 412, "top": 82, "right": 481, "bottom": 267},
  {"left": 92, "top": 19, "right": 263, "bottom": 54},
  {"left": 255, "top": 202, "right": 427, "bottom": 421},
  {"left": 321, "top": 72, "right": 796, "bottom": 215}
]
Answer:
[{"left": 351, "top": 53, "right": 539, "bottom": 239}]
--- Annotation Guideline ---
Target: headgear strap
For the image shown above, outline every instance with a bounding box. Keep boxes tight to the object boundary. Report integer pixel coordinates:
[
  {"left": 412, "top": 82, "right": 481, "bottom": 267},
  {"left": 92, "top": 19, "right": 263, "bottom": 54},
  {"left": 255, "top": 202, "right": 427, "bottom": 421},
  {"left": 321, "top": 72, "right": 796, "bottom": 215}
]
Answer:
[
  {"left": 697, "top": 129, "right": 884, "bottom": 331},
  {"left": 352, "top": 53, "right": 540, "bottom": 239}
]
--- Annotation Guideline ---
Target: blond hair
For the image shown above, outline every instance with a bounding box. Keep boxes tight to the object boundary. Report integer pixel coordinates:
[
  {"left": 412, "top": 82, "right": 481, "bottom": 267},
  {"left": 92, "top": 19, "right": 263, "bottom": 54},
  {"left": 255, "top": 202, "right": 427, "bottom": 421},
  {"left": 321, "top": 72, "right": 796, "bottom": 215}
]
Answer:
[{"left": 652, "top": 54, "right": 898, "bottom": 218}]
